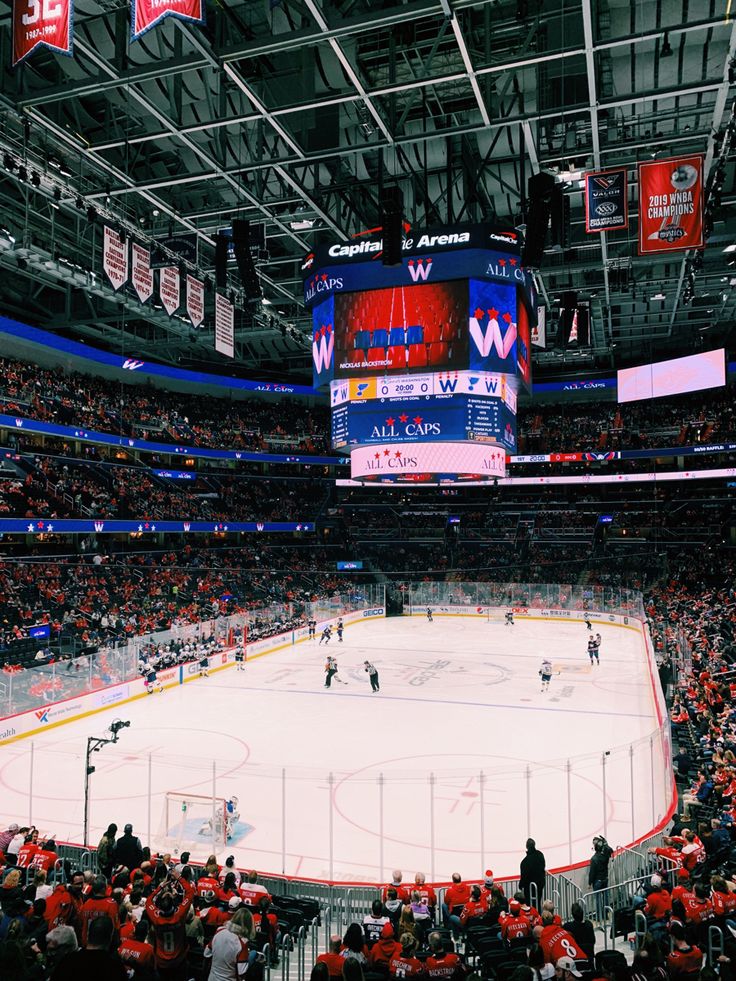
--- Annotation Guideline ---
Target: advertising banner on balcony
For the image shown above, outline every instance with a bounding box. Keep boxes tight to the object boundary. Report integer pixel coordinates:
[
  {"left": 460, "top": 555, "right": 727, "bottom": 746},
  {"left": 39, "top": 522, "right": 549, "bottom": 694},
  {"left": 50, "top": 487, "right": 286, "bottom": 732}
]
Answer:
[
  {"left": 131, "top": 243, "right": 153, "bottom": 303},
  {"left": 186, "top": 275, "right": 204, "bottom": 328},
  {"left": 215, "top": 293, "right": 234, "bottom": 359},
  {"left": 159, "top": 266, "right": 181, "bottom": 316},
  {"left": 131, "top": 0, "right": 204, "bottom": 41},
  {"left": 584, "top": 168, "right": 628, "bottom": 232},
  {"left": 638, "top": 155, "right": 704, "bottom": 254},
  {"left": 102, "top": 226, "right": 129, "bottom": 292},
  {"left": 13, "top": 0, "right": 73, "bottom": 67}
]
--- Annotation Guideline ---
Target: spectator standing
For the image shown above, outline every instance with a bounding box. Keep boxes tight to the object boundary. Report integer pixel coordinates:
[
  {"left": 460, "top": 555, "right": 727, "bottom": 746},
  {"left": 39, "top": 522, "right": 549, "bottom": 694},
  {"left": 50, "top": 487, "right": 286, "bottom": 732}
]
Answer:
[
  {"left": 520, "top": 838, "right": 546, "bottom": 904},
  {"left": 97, "top": 823, "right": 117, "bottom": 878},
  {"left": 204, "top": 907, "right": 257, "bottom": 981},
  {"left": 114, "top": 823, "right": 143, "bottom": 872}
]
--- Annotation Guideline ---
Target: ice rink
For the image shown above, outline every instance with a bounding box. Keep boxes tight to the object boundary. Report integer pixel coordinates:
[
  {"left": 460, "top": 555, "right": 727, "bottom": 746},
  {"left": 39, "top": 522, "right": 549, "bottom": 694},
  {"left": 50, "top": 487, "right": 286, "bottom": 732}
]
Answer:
[{"left": 0, "top": 613, "right": 671, "bottom": 882}]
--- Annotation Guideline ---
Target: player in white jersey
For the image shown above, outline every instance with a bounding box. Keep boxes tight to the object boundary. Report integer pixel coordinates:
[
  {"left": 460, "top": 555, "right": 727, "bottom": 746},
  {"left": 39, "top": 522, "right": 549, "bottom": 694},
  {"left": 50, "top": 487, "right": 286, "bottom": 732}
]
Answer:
[
  {"left": 426, "top": 607, "right": 433, "bottom": 622},
  {"left": 142, "top": 661, "right": 163, "bottom": 694},
  {"left": 199, "top": 646, "right": 210, "bottom": 677},
  {"left": 235, "top": 646, "right": 245, "bottom": 671},
  {"left": 587, "top": 635, "right": 599, "bottom": 665},
  {"left": 539, "top": 659, "right": 553, "bottom": 692},
  {"left": 505, "top": 610, "right": 514, "bottom": 626},
  {"left": 319, "top": 625, "right": 332, "bottom": 645}
]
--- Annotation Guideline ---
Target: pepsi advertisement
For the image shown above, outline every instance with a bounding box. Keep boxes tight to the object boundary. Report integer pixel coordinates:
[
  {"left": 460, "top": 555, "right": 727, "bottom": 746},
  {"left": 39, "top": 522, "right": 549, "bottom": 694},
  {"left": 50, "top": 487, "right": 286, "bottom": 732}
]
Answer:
[{"left": 331, "top": 394, "right": 516, "bottom": 452}]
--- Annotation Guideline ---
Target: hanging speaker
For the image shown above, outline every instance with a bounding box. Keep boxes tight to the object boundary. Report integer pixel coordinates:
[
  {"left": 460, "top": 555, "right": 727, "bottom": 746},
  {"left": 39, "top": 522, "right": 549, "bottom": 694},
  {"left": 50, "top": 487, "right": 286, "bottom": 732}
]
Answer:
[
  {"left": 231, "top": 219, "right": 261, "bottom": 300},
  {"left": 215, "top": 234, "right": 228, "bottom": 289},
  {"left": 380, "top": 186, "right": 404, "bottom": 267},
  {"left": 521, "top": 171, "right": 555, "bottom": 268}
]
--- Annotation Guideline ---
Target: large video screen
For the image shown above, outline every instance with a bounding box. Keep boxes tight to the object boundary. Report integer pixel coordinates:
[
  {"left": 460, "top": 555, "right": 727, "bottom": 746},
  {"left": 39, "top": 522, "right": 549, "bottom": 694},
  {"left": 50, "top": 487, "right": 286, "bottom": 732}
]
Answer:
[
  {"left": 331, "top": 394, "right": 516, "bottom": 452},
  {"left": 333, "top": 281, "right": 468, "bottom": 379},
  {"left": 617, "top": 348, "right": 725, "bottom": 403}
]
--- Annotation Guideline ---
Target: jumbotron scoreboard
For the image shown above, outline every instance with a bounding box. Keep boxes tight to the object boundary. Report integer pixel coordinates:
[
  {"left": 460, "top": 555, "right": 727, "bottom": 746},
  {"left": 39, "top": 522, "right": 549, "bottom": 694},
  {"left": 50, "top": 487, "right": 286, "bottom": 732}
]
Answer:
[{"left": 304, "top": 223, "right": 536, "bottom": 484}]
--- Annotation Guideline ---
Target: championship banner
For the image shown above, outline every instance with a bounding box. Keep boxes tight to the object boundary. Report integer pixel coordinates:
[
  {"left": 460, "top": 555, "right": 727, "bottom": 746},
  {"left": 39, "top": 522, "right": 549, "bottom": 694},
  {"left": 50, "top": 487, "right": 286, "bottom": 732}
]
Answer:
[
  {"left": 131, "top": 0, "right": 204, "bottom": 41},
  {"left": 102, "top": 226, "right": 129, "bottom": 292},
  {"left": 159, "top": 266, "right": 180, "bottom": 316},
  {"left": 215, "top": 293, "right": 234, "bottom": 359},
  {"left": 532, "top": 305, "right": 546, "bottom": 348},
  {"left": 131, "top": 243, "right": 153, "bottom": 304},
  {"left": 638, "top": 155, "right": 704, "bottom": 254},
  {"left": 13, "top": 0, "right": 73, "bottom": 67},
  {"left": 584, "top": 168, "right": 628, "bottom": 233},
  {"left": 186, "top": 275, "right": 204, "bottom": 327}
]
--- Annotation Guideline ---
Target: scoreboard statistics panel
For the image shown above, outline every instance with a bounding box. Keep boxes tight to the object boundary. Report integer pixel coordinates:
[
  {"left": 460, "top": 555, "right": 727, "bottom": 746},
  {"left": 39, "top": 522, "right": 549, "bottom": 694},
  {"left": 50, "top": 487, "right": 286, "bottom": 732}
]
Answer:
[{"left": 333, "top": 281, "right": 468, "bottom": 379}]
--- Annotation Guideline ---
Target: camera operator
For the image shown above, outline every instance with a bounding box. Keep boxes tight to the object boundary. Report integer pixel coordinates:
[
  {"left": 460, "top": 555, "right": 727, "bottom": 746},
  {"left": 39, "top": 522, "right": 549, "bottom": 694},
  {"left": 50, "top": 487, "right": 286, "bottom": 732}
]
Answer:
[{"left": 589, "top": 836, "right": 613, "bottom": 893}]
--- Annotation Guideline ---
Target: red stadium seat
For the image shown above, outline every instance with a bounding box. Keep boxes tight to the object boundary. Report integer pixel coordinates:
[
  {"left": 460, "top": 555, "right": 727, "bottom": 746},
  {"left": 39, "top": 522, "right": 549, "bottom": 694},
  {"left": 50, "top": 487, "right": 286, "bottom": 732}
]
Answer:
[
  {"left": 348, "top": 349, "right": 365, "bottom": 365},
  {"left": 367, "top": 346, "right": 389, "bottom": 366},
  {"left": 422, "top": 323, "right": 442, "bottom": 345},
  {"left": 426, "top": 341, "right": 449, "bottom": 366},
  {"left": 442, "top": 322, "right": 458, "bottom": 342},
  {"left": 407, "top": 343, "right": 428, "bottom": 368},
  {"left": 386, "top": 345, "right": 407, "bottom": 370}
]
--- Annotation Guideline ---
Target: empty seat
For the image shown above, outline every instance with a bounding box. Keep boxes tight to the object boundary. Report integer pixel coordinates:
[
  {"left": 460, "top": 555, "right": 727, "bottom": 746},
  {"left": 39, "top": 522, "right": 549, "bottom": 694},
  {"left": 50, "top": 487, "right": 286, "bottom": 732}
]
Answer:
[
  {"left": 407, "top": 343, "right": 428, "bottom": 368},
  {"left": 423, "top": 323, "right": 442, "bottom": 344},
  {"left": 386, "top": 345, "right": 407, "bottom": 370},
  {"left": 371, "top": 328, "right": 389, "bottom": 348},
  {"left": 353, "top": 329, "right": 371, "bottom": 350},
  {"left": 427, "top": 342, "right": 449, "bottom": 366},
  {"left": 406, "top": 324, "right": 424, "bottom": 345},
  {"left": 389, "top": 326, "right": 406, "bottom": 346},
  {"left": 367, "top": 346, "right": 389, "bottom": 365}
]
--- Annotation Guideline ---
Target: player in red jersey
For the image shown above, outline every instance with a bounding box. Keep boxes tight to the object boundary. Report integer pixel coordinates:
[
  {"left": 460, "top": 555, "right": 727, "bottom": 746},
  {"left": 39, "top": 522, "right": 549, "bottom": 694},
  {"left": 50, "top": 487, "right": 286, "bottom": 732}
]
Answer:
[
  {"left": 389, "top": 933, "right": 426, "bottom": 979},
  {"left": 425, "top": 932, "right": 464, "bottom": 980},
  {"left": 145, "top": 872, "right": 195, "bottom": 980},
  {"left": 118, "top": 919, "right": 156, "bottom": 975}
]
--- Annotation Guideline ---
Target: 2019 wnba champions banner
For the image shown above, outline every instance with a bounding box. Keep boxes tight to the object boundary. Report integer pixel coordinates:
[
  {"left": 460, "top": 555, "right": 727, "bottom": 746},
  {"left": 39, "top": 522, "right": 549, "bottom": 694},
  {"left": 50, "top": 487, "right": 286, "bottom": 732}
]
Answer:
[
  {"left": 638, "top": 155, "right": 705, "bottom": 255},
  {"left": 131, "top": 0, "right": 204, "bottom": 40}
]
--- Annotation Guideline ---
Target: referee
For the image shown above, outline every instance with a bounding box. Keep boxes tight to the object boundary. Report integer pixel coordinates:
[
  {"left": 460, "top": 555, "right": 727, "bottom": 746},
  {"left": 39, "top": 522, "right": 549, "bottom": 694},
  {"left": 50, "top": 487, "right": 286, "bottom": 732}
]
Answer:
[{"left": 364, "top": 660, "right": 380, "bottom": 692}]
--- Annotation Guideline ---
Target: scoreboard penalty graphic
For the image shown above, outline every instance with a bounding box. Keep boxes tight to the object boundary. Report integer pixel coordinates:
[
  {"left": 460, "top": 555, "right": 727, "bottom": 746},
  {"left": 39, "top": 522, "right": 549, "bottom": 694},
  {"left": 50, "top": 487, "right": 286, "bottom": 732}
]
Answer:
[{"left": 304, "top": 224, "right": 537, "bottom": 485}]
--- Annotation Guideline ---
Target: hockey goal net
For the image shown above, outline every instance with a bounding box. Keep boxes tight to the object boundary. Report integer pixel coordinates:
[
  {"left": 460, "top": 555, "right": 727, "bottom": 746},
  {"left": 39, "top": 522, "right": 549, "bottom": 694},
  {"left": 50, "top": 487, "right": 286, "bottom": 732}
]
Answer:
[{"left": 158, "top": 792, "right": 228, "bottom": 856}]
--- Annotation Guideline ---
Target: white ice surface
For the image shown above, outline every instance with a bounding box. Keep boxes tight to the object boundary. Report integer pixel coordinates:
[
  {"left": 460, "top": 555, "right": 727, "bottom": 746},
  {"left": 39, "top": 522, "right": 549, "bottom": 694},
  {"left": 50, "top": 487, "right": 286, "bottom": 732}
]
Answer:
[{"left": 0, "top": 614, "right": 668, "bottom": 883}]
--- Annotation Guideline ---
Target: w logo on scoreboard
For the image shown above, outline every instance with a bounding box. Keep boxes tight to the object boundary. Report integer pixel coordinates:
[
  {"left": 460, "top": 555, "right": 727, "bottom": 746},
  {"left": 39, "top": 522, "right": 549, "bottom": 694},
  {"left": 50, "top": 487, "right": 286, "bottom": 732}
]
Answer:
[
  {"left": 312, "top": 324, "right": 334, "bottom": 374},
  {"left": 256, "top": 523, "right": 264, "bottom": 532},
  {"left": 469, "top": 309, "right": 517, "bottom": 362},
  {"left": 183, "top": 522, "right": 191, "bottom": 532},
  {"left": 94, "top": 521, "right": 105, "bottom": 532},
  {"left": 407, "top": 257, "right": 432, "bottom": 282},
  {"left": 122, "top": 359, "right": 145, "bottom": 370}
]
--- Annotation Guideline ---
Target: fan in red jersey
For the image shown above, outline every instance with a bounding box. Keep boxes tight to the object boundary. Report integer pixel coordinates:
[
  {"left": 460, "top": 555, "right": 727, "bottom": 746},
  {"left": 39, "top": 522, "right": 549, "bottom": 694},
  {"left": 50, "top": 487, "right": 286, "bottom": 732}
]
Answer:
[{"left": 145, "top": 871, "right": 195, "bottom": 980}]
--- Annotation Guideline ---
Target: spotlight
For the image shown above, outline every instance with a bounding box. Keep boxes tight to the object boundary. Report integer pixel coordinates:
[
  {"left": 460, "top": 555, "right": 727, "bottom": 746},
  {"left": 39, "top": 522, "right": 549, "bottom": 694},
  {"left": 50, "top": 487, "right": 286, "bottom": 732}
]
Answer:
[
  {"left": 58, "top": 162, "right": 73, "bottom": 178},
  {"left": 86, "top": 205, "right": 97, "bottom": 224},
  {"left": 30, "top": 171, "right": 41, "bottom": 188},
  {"left": 105, "top": 185, "right": 111, "bottom": 204},
  {"left": 660, "top": 32, "right": 673, "bottom": 57}
]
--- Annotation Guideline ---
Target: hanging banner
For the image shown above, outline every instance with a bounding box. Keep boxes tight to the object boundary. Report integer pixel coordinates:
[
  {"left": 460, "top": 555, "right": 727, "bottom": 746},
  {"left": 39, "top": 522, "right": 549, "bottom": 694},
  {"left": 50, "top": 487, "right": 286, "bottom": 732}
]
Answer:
[
  {"left": 13, "top": 0, "right": 73, "bottom": 67},
  {"left": 638, "top": 155, "right": 704, "bottom": 254},
  {"left": 131, "top": 0, "right": 204, "bottom": 41},
  {"left": 584, "top": 168, "right": 628, "bottom": 233},
  {"left": 131, "top": 243, "right": 153, "bottom": 304},
  {"left": 532, "top": 305, "right": 546, "bottom": 348},
  {"left": 215, "top": 293, "right": 234, "bottom": 359},
  {"left": 186, "top": 275, "right": 204, "bottom": 328},
  {"left": 102, "top": 226, "right": 129, "bottom": 292},
  {"left": 159, "top": 266, "right": 180, "bottom": 316}
]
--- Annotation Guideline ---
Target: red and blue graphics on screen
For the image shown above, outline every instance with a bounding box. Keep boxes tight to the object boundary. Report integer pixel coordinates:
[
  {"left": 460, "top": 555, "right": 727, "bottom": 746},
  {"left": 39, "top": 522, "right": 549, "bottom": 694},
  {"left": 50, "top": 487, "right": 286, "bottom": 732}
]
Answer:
[
  {"left": 312, "top": 295, "right": 335, "bottom": 388},
  {"left": 332, "top": 281, "right": 468, "bottom": 379},
  {"left": 467, "top": 279, "right": 518, "bottom": 373}
]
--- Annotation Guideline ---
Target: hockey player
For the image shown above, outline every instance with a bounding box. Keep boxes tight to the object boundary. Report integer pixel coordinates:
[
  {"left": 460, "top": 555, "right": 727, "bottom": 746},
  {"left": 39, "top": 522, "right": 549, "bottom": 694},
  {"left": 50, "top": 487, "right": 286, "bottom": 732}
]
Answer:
[
  {"left": 539, "top": 659, "right": 553, "bottom": 693},
  {"left": 319, "top": 625, "right": 332, "bottom": 645},
  {"left": 336, "top": 618, "right": 344, "bottom": 642},
  {"left": 505, "top": 610, "right": 514, "bottom": 626},
  {"left": 365, "top": 661, "right": 380, "bottom": 692},
  {"left": 234, "top": 646, "right": 246, "bottom": 672},
  {"left": 331, "top": 656, "right": 348, "bottom": 686},
  {"left": 225, "top": 797, "right": 240, "bottom": 839},
  {"left": 308, "top": 618, "right": 316, "bottom": 640},
  {"left": 584, "top": 616, "right": 592, "bottom": 631},
  {"left": 426, "top": 608, "right": 433, "bottom": 622},
  {"left": 588, "top": 635, "right": 599, "bottom": 666},
  {"left": 142, "top": 661, "right": 163, "bottom": 695},
  {"left": 595, "top": 632, "right": 602, "bottom": 649},
  {"left": 199, "top": 646, "right": 210, "bottom": 678},
  {"left": 324, "top": 655, "right": 337, "bottom": 688}
]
